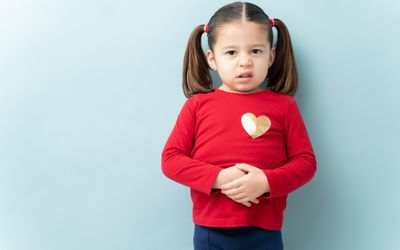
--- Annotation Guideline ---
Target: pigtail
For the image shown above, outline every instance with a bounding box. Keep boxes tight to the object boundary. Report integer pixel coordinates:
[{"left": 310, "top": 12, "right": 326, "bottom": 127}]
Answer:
[
  {"left": 267, "top": 18, "right": 299, "bottom": 97},
  {"left": 182, "top": 25, "right": 213, "bottom": 98}
]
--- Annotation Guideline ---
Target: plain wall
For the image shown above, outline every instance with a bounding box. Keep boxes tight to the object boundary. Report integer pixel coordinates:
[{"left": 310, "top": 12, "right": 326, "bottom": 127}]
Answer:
[{"left": 1, "top": 0, "right": 399, "bottom": 249}]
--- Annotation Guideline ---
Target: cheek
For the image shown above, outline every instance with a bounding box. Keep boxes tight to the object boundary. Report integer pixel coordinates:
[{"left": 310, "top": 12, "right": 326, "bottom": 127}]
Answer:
[
  {"left": 219, "top": 65, "right": 233, "bottom": 76},
  {"left": 258, "top": 60, "right": 270, "bottom": 71}
]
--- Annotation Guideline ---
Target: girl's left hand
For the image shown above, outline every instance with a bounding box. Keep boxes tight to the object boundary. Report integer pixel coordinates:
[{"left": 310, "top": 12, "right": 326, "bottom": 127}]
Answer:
[{"left": 220, "top": 163, "right": 270, "bottom": 204}]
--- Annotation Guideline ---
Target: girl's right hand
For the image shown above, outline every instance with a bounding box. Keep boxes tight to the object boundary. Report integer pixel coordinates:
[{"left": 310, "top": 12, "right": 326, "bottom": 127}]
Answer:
[{"left": 216, "top": 167, "right": 259, "bottom": 207}]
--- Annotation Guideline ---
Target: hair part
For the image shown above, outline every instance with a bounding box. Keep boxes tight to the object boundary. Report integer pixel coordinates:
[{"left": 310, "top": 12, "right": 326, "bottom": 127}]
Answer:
[{"left": 182, "top": 1, "right": 298, "bottom": 98}]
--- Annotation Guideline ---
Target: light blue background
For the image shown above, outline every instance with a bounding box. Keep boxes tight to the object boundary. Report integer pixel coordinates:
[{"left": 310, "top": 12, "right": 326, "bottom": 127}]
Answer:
[{"left": 1, "top": 0, "right": 399, "bottom": 249}]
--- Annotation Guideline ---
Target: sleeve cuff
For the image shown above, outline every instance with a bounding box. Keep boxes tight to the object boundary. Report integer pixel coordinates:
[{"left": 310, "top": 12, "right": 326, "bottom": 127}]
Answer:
[
  {"left": 258, "top": 170, "right": 274, "bottom": 200},
  {"left": 203, "top": 167, "right": 224, "bottom": 196}
]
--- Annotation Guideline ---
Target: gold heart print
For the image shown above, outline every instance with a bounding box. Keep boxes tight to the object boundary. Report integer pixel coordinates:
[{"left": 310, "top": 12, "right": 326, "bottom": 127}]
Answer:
[{"left": 241, "top": 112, "right": 271, "bottom": 139}]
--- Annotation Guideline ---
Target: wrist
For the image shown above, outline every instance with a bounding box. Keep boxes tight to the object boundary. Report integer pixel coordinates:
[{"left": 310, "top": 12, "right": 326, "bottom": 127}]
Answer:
[
  {"left": 212, "top": 169, "right": 226, "bottom": 189},
  {"left": 261, "top": 171, "right": 270, "bottom": 193}
]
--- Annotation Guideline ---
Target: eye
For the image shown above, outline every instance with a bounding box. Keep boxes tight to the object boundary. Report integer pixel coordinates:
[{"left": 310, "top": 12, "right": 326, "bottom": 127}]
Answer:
[
  {"left": 252, "top": 49, "right": 263, "bottom": 54},
  {"left": 226, "top": 50, "right": 236, "bottom": 56}
]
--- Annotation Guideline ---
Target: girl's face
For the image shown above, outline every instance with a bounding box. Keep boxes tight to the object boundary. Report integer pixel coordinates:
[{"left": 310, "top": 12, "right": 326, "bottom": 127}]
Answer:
[{"left": 206, "top": 21, "right": 275, "bottom": 94}]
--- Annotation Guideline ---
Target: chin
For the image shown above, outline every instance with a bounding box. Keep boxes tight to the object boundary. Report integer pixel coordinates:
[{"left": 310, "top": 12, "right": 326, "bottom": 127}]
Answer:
[{"left": 238, "top": 85, "right": 262, "bottom": 91}]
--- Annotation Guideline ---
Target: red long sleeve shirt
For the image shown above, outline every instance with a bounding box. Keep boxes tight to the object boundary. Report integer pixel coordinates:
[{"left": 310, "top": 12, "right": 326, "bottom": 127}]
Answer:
[{"left": 161, "top": 88, "right": 317, "bottom": 230}]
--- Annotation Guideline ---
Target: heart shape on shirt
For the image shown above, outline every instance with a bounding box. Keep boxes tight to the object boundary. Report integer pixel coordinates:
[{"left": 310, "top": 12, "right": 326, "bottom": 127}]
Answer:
[{"left": 241, "top": 113, "right": 271, "bottom": 139}]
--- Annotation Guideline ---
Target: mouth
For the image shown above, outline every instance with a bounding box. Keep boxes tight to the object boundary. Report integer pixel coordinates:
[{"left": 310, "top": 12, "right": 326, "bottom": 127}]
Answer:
[{"left": 237, "top": 72, "right": 253, "bottom": 78}]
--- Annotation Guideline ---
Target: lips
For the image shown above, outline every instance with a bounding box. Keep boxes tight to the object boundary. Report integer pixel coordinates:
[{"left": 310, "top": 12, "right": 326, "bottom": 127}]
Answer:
[{"left": 237, "top": 71, "right": 253, "bottom": 78}]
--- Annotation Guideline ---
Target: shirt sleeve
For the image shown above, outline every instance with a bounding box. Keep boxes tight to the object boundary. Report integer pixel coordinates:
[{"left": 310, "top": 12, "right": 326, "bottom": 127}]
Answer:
[
  {"left": 161, "top": 97, "right": 223, "bottom": 196},
  {"left": 259, "top": 97, "right": 317, "bottom": 199}
]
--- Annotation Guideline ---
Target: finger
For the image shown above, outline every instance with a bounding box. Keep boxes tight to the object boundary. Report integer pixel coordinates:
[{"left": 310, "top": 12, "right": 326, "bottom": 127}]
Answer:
[
  {"left": 221, "top": 181, "right": 241, "bottom": 190},
  {"left": 235, "top": 164, "right": 251, "bottom": 173},
  {"left": 237, "top": 197, "right": 254, "bottom": 204},
  {"left": 250, "top": 198, "right": 259, "bottom": 204},
  {"left": 221, "top": 187, "right": 242, "bottom": 196},
  {"left": 241, "top": 201, "right": 251, "bottom": 207},
  {"left": 226, "top": 192, "right": 246, "bottom": 202}
]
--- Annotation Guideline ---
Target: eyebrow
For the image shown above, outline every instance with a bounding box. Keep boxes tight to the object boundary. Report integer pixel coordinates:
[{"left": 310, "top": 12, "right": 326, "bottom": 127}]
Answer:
[{"left": 221, "top": 44, "right": 267, "bottom": 50}]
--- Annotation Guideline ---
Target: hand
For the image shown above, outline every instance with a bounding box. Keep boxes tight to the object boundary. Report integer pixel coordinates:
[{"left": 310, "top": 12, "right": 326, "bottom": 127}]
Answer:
[
  {"left": 216, "top": 166, "right": 246, "bottom": 186},
  {"left": 214, "top": 166, "right": 260, "bottom": 207},
  {"left": 220, "top": 163, "right": 270, "bottom": 206}
]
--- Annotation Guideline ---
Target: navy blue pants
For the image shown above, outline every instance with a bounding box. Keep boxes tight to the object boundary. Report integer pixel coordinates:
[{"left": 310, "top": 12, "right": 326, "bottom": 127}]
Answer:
[{"left": 193, "top": 224, "right": 284, "bottom": 250}]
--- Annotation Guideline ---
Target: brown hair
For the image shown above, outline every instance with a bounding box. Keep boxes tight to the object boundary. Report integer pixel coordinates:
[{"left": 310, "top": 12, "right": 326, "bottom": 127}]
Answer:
[{"left": 182, "top": 1, "right": 299, "bottom": 98}]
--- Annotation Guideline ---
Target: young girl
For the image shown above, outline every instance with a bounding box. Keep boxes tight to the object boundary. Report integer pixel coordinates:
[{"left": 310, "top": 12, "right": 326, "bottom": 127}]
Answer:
[{"left": 161, "top": 1, "right": 317, "bottom": 249}]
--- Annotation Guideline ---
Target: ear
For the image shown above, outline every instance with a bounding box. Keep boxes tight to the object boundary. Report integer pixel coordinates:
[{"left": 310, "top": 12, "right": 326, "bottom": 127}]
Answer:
[
  {"left": 268, "top": 47, "right": 276, "bottom": 68},
  {"left": 206, "top": 49, "right": 217, "bottom": 71}
]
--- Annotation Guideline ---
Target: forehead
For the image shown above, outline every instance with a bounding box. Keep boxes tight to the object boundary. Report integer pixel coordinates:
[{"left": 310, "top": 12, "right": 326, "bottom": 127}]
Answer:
[{"left": 214, "top": 21, "right": 268, "bottom": 49}]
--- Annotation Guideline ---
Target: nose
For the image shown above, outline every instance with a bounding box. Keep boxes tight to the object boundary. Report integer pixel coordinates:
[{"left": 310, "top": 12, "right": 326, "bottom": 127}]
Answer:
[{"left": 239, "top": 53, "right": 252, "bottom": 67}]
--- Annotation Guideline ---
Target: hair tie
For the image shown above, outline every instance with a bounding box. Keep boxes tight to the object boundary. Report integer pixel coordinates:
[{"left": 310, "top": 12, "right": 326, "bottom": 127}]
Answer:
[
  {"left": 269, "top": 18, "right": 275, "bottom": 27},
  {"left": 203, "top": 23, "right": 209, "bottom": 33}
]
